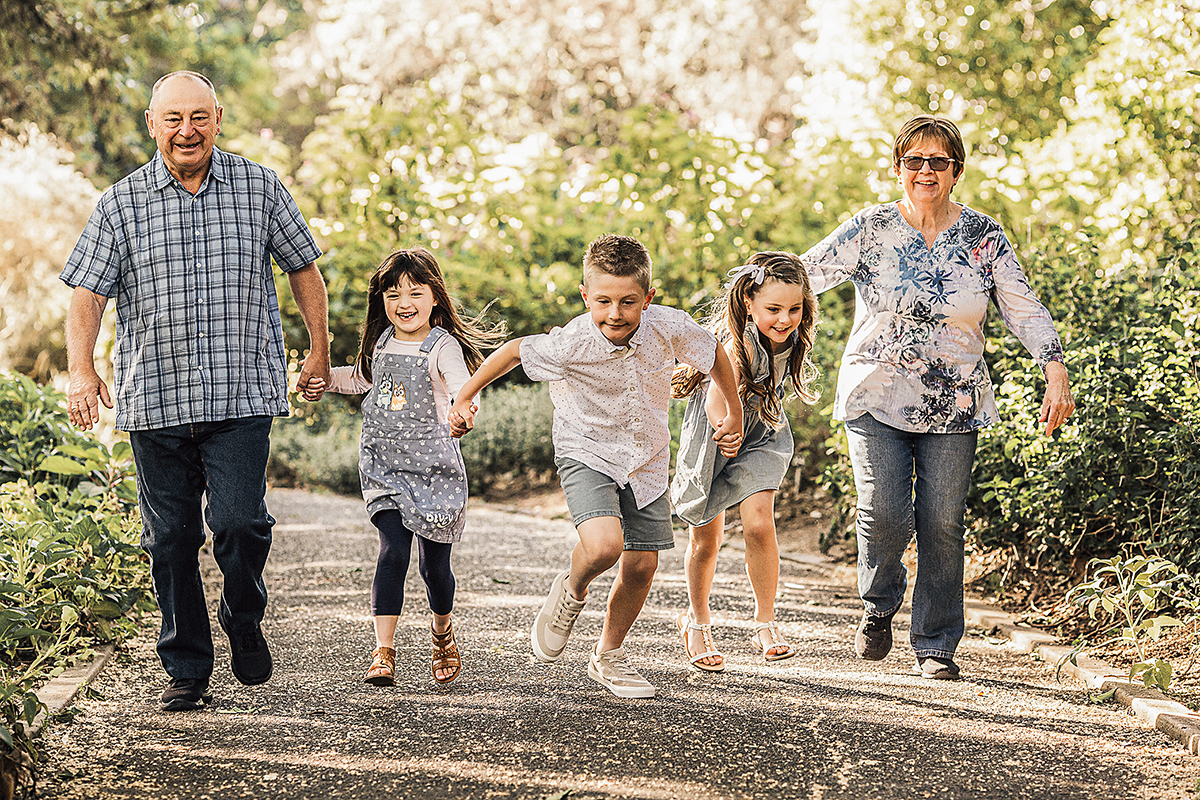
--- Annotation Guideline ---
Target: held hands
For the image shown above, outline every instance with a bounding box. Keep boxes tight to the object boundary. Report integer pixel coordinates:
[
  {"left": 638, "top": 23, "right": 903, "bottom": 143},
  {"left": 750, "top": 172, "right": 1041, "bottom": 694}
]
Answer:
[
  {"left": 1039, "top": 361, "right": 1075, "bottom": 437},
  {"left": 66, "top": 368, "right": 112, "bottom": 431},
  {"left": 298, "top": 377, "right": 327, "bottom": 402},
  {"left": 712, "top": 411, "right": 744, "bottom": 458},
  {"left": 448, "top": 400, "right": 478, "bottom": 439},
  {"left": 296, "top": 355, "right": 331, "bottom": 403}
]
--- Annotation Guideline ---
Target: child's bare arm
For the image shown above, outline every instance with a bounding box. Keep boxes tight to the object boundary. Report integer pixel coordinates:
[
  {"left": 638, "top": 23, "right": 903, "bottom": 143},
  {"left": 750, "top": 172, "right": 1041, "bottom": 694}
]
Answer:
[
  {"left": 449, "top": 338, "right": 525, "bottom": 435},
  {"left": 705, "top": 343, "right": 744, "bottom": 457}
]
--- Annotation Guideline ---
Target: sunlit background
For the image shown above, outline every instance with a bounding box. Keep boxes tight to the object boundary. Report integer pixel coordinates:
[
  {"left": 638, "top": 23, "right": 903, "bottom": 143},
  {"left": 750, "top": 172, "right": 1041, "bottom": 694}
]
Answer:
[{"left": 2, "top": 0, "right": 1198, "bottom": 582}]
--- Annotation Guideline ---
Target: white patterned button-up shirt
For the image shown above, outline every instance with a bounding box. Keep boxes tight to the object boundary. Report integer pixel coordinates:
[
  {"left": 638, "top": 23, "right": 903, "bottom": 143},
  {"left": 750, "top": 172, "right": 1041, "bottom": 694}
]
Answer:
[{"left": 520, "top": 304, "right": 717, "bottom": 508}]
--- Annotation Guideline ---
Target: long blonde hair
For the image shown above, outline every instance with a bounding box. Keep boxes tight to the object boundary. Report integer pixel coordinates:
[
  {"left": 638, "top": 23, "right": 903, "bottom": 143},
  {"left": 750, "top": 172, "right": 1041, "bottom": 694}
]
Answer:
[{"left": 672, "top": 251, "right": 819, "bottom": 429}]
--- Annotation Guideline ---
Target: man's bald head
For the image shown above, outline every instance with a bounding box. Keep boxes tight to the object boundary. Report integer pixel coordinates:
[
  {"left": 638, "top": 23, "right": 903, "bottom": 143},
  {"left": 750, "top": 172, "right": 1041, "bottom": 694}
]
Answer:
[{"left": 149, "top": 71, "right": 219, "bottom": 113}]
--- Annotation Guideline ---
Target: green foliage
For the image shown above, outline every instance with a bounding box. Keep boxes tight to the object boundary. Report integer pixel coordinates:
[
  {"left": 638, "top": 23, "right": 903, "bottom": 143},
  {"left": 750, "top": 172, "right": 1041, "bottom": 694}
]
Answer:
[
  {"left": 267, "top": 402, "right": 363, "bottom": 496},
  {"left": 970, "top": 231, "right": 1200, "bottom": 580},
  {"left": 865, "top": 0, "right": 1106, "bottom": 153},
  {"left": 460, "top": 383, "right": 557, "bottom": 495},
  {"left": 0, "top": 373, "right": 149, "bottom": 770},
  {"left": 0, "top": 373, "right": 137, "bottom": 501},
  {"left": 1062, "top": 554, "right": 1194, "bottom": 692}
]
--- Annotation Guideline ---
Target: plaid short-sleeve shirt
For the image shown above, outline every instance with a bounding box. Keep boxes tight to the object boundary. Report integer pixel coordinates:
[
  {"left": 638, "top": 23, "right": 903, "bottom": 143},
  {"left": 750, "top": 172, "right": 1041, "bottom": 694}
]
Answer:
[{"left": 61, "top": 148, "right": 322, "bottom": 431}]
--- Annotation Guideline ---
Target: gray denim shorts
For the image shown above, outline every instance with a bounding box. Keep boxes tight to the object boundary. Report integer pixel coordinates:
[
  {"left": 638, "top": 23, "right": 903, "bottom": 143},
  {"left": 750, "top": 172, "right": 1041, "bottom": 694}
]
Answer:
[{"left": 555, "top": 457, "right": 674, "bottom": 551}]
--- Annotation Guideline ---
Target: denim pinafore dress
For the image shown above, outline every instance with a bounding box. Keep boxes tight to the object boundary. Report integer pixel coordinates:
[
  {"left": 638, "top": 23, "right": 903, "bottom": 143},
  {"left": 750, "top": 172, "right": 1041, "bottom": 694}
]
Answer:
[
  {"left": 359, "top": 326, "right": 467, "bottom": 543},
  {"left": 670, "top": 325, "right": 796, "bottom": 527}
]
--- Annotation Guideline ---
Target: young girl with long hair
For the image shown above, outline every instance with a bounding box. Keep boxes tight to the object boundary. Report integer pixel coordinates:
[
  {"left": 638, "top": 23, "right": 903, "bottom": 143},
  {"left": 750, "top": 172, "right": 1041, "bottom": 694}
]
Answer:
[
  {"left": 670, "top": 251, "right": 819, "bottom": 671},
  {"left": 306, "top": 247, "right": 504, "bottom": 685}
]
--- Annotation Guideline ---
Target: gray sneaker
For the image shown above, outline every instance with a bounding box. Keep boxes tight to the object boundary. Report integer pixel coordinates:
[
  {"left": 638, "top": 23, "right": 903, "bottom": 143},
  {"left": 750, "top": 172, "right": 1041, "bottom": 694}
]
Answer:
[
  {"left": 531, "top": 570, "right": 586, "bottom": 662},
  {"left": 587, "top": 646, "right": 655, "bottom": 699}
]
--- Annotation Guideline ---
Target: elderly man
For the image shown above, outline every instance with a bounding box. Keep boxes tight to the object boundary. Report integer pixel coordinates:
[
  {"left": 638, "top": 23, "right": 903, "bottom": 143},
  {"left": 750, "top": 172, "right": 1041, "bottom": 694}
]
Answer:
[{"left": 61, "top": 70, "right": 330, "bottom": 711}]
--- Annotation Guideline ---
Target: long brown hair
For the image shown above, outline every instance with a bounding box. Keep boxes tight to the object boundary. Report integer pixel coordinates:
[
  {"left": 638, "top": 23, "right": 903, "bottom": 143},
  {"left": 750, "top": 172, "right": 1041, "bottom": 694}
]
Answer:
[
  {"left": 671, "top": 251, "right": 819, "bottom": 429},
  {"left": 355, "top": 247, "right": 507, "bottom": 383}
]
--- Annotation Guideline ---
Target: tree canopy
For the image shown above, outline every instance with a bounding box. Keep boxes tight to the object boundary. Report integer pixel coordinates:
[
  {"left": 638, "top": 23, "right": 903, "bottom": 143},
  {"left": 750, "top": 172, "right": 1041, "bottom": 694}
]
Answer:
[{"left": 2, "top": 0, "right": 1198, "bottom": 583}]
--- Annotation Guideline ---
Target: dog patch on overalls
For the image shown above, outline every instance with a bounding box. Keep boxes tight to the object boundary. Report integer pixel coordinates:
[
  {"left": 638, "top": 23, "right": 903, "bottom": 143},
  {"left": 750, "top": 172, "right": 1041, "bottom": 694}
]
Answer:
[{"left": 375, "top": 373, "right": 408, "bottom": 411}]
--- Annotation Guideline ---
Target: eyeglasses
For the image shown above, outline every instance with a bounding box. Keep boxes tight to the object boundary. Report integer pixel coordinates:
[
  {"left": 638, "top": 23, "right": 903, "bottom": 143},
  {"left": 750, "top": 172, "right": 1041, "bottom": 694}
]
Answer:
[{"left": 899, "top": 155, "right": 958, "bottom": 172}]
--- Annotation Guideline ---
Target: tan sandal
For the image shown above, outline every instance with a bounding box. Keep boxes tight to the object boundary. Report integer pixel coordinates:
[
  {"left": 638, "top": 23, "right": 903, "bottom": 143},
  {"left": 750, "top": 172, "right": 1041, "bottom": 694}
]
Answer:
[
  {"left": 678, "top": 611, "right": 725, "bottom": 673},
  {"left": 364, "top": 646, "right": 396, "bottom": 686},
  {"left": 431, "top": 622, "right": 461, "bottom": 684},
  {"left": 751, "top": 620, "right": 796, "bottom": 663}
]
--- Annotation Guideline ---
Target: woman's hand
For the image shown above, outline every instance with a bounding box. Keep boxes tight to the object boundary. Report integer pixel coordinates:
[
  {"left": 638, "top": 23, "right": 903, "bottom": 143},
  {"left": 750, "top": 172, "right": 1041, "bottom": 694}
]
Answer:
[{"left": 1039, "top": 361, "right": 1074, "bottom": 436}]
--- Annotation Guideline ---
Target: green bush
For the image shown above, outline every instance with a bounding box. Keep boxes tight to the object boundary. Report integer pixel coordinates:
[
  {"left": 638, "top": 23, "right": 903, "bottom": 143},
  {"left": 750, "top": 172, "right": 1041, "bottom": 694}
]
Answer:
[
  {"left": 972, "top": 233, "right": 1200, "bottom": 587},
  {"left": 268, "top": 401, "right": 364, "bottom": 496},
  {"left": 460, "top": 382, "right": 556, "bottom": 494},
  {"left": 0, "top": 373, "right": 149, "bottom": 769}
]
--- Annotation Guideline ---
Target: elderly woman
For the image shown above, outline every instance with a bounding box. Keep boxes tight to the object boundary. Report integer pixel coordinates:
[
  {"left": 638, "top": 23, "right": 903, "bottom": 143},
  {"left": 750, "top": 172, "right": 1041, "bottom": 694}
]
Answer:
[{"left": 801, "top": 115, "right": 1074, "bottom": 680}]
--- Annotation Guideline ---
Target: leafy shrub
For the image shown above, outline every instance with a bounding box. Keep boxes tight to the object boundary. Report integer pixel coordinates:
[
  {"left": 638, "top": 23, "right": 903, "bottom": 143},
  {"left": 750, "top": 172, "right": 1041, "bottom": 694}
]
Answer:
[
  {"left": 971, "top": 232, "right": 1200, "bottom": 589},
  {"left": 267, "top": 400, "right": 364, "bottom": 497},
  {"left": 460, "top": 382, "right": 556, "bottom": 494},
  {"left": 0, "top": 373, "right": 149, "bottom": 772},
  {"left": 0, "top": 374, "right": 121, "bottom": 489},
  {"left": 1062, "top": 554, "right": 1195, "bottom": 692}
]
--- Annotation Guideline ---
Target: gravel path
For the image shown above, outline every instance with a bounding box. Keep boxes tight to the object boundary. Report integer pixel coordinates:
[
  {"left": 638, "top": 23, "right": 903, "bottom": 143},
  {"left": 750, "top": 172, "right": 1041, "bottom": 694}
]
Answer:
[{"left": 38, "top": 488, "right": 1197, "bottom": 799}]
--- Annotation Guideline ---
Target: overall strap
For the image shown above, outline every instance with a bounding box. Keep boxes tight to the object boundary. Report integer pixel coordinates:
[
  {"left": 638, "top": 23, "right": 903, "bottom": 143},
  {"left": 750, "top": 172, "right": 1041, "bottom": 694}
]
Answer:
[
  {"left": 420, "top": 326, "right": 449, "bottom": 354},
  {"left": 372, "top": 327, "right": 394, "bottom": 359}
]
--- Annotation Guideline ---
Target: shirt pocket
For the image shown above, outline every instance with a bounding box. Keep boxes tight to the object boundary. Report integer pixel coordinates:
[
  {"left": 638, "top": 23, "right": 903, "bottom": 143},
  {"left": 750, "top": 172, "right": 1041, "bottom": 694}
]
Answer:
[{"left": 639, "top": 362, "right": 674, "bottom": 409}]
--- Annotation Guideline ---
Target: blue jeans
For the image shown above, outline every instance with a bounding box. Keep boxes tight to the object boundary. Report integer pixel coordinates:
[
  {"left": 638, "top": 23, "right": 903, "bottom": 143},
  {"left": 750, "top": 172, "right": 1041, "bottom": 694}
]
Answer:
[
  {"left": 129, "top": 417, "right": 274, "bottom": 680},
  {"left": 844, "top": 413, "right": 977, "bottom": 660}
]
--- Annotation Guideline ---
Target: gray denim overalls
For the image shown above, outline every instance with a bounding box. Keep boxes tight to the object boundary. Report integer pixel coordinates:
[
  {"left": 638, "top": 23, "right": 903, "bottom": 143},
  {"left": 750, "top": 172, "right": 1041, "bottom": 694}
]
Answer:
[{"left": 359, "top": 326, "right": 467, "bottom": 543}]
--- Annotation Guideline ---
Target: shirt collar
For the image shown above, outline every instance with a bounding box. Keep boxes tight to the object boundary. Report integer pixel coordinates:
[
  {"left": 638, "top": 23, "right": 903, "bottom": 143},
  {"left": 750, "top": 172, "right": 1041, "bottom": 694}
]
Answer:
[
  {"left": 149, "top": 147, "right": 227, "bottom": 194},
  {"left": 584, "top": 310, "right": 648, "bottom": 355}
]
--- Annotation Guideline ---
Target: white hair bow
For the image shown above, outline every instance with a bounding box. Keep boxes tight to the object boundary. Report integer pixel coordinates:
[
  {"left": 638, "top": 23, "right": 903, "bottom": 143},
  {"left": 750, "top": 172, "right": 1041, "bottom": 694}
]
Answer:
[{"left": 726, "top": 263, "right": 766, "bottom": 287}]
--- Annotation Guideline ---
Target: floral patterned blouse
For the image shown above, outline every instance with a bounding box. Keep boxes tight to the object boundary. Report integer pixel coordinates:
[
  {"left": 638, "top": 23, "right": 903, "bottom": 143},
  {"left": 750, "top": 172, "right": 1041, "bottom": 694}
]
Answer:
[{"left": 801, "top": 202, "right": 1065, "bottom": 434}]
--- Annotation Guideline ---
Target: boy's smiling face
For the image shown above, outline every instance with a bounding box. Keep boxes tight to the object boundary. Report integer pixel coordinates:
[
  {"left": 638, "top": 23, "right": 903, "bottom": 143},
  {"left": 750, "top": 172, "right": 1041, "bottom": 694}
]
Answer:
[{"left": 580, "top": 273, "right": 654, "bottom": 347}]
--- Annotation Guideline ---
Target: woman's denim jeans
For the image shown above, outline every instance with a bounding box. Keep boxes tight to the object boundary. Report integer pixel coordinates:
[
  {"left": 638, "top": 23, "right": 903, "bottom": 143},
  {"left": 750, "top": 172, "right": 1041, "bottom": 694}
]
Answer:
[
  {"left": 129, "top": 417, "right": 274, "bottom": 680},
  {"left": 844, "top": 413, "right": 978, "bottom": 660}
]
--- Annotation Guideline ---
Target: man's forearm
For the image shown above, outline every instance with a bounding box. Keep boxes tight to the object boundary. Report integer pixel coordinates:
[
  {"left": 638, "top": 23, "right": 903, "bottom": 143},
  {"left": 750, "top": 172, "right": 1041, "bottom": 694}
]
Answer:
[
  {"left": 287, "top": 263, "right": 330, "bottom": 361},
  {"left": 66, "top": 286, "right": 107, "bottom": 376}
]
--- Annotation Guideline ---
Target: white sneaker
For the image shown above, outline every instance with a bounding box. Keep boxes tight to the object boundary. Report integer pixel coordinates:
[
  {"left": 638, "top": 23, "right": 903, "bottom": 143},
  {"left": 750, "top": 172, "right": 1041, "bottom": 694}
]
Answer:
[
  {"left": 531, "top": 570, "right": 586, "bottom": 662},
  {"left": 587, "top": 646, "right": 656, "bottom": 699}
]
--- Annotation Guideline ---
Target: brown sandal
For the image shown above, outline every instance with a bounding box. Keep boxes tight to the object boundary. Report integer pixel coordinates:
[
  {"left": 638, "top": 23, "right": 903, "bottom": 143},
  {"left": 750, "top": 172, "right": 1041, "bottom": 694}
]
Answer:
[
  {"left": 364, "top": 646, "right": 396, "bottom": 686},
  {"left": 431, "top": 622, "right": 461, "bottom": 684}
]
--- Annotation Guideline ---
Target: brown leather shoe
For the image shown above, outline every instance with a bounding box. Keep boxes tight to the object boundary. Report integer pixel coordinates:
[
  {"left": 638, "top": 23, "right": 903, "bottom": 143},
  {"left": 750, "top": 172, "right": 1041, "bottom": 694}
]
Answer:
[{"left": 364, "top": 647, "right": 396, "bottom": 686}]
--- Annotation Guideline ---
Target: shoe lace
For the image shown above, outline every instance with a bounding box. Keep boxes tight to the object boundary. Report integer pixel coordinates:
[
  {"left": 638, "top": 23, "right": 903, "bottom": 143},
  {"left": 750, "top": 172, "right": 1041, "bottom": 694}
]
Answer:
[
  {"left": 237, "top": 632, "right": 262, "bottom": 653},
  {"left": 602, "top": 652, "right": 642, "bottom": 681},
  {"left": 548, "top": 593, "right": 584, "bottom": 635}
]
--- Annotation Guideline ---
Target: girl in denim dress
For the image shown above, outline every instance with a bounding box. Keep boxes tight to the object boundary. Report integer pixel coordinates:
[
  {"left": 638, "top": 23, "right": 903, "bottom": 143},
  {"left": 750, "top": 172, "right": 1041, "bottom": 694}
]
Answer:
[
  {"left": 306, "top": 248, "right": 503, "bottom": 686},
  {"left": 670, "top": 252, "right": 819, "bottom": 671}
]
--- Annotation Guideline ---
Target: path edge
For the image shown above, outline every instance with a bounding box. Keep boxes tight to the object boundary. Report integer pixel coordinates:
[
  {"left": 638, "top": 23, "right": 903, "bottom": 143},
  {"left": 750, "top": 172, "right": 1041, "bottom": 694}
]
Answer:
[
  {"left": 27, "top": 644, "right": 116, "bottom": 737},
  {"left": 964, "top": 600, "right": 1200, "bottom": 754}
]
